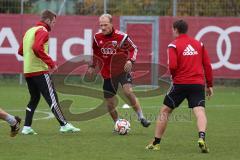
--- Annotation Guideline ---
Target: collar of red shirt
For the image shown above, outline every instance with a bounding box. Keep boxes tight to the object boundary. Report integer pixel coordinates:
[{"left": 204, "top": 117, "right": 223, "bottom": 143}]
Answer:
[
  {"left": 176, "top": 34, "right": 188, "bottom": 39},
  {"left": 105, "top": 28, "right": 115, "bottom": 37},
  {"left": 36, "top": 21, "right": 51, "bottom": 32}
]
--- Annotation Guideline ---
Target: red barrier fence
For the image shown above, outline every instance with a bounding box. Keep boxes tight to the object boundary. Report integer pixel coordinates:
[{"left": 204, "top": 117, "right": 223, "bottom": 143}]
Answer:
[{"left": 0, "top": 15, "right": 239, "bottom": 78}]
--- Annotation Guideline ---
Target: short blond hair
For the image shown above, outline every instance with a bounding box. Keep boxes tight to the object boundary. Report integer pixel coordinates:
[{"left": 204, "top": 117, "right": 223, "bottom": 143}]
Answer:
[{"left": 99, "top": 13, "right": 112, "bottom": 23}]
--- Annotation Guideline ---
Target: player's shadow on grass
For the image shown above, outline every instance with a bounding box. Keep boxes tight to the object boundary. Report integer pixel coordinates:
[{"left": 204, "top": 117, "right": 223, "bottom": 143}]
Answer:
[{"left": 52, "top": 55, "right": 170, "bottom": 122}]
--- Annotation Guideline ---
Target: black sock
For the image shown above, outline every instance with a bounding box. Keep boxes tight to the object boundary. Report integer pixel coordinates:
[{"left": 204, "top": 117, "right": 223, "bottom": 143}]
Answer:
[
  {"left": 153, "top": 137, "right": 161, "bottom": 145},
  {"left": 199, "top": 131, "right": 206, "bottom": 140},
  {"left": 24, "top": 106, "right": 36, "bottom": 126}
]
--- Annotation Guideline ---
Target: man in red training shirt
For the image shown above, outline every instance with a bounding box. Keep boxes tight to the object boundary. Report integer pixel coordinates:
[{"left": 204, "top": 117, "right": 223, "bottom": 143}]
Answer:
[
  {"left": 146, "top": 20, "right": 213, "bottom": 153},
  {"left": 86, "top": 14, "right": 150, "bottom": 129}
]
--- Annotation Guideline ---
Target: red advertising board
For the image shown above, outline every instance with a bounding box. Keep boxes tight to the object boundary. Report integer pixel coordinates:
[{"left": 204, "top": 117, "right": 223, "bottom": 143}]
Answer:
[
  {"left": 159, "top": 17, "right": 240, "bottom": 78},
  {"left": 0, "top": 15, "right": 239, "bottom": 78}
]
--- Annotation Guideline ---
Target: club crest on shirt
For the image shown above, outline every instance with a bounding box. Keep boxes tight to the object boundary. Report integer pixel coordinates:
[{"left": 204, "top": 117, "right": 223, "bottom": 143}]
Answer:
[{"left": 112, "top": 41, "right": 117, "bottom": 47}]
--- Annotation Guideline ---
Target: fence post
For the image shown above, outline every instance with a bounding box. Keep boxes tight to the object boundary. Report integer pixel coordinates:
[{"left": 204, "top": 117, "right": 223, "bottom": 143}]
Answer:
[
  {"left": 58, "top": 0, "right": 67, "bottom": 15},
  {"left": 173, "top": 0, "right": 177, "bottom": 16},
  {"left": 19, "top": 0, "right": 24, "bottom": 85},
  {"left": 20, "top": 0, "right": 24, "bottom": 14},
  {"left": 104, "top": 0, "right": 108, "bottom": 13}
]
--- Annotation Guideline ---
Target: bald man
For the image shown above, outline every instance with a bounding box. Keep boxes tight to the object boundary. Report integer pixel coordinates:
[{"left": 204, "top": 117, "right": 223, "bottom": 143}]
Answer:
[{"left": 86, "top": 14, "right": 151, "bottom": 131}]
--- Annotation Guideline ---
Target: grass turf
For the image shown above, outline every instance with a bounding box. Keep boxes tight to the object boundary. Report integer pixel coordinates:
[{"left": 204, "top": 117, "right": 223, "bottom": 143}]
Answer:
[{"left": 0, "top": 81, "right": 239, "bottom": 160}]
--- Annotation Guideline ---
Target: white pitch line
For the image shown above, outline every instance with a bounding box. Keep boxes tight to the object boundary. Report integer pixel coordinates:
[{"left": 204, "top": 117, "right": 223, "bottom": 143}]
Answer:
[
  {"left": 0, "top": 109, "right": 54, "bottom": 124},
  {"left": 3, "top": 104, "right": 240, "bottom": 111},
  {"left": 1, "top": 104, "right": 239, "bottom": 124}
]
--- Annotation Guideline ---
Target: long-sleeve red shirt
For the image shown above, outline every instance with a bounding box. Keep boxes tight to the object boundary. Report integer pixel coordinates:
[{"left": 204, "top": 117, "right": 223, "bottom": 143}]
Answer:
[
  {"left": 18, "top": 21, "right": 55, "bottom": 77},
  {"left": 92, "top": 29, "right": 138, "bottom": 79},
  {"left": 168, "top": 34, "right": 213, "bottom": 87}
]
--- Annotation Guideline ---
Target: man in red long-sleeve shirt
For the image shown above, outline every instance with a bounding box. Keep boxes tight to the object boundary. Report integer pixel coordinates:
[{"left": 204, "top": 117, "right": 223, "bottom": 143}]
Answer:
[
  {"left": 86, "top": 14, "right": 150, "bottom": 129},
  {"left": 146, "top": 20, "right": 213, "bottom": 153},
  {"left": 18, "top": 10, "right": 80, "bottom": 135}
]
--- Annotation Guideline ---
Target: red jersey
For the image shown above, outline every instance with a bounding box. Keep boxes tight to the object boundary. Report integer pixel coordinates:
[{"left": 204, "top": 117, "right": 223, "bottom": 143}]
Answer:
[
  {"left": 92, "top": 29, "right": 138, "bottom": 79},
  {"left": 168, "top": 34, "right": 213, "bottom": 87}
]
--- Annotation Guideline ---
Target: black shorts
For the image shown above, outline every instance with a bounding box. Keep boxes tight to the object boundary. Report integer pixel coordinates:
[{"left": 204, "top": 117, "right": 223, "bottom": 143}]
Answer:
[
  {"left": 103, "top": 73, "right": 132, "bottom": 98},
  {"left": 163, "top": 84, "right": 205, "bottom": 109}
]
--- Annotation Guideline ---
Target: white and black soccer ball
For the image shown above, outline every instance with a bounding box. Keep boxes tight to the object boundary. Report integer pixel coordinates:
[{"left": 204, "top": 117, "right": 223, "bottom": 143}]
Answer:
[{"left": 114, "top": 119, "right": 131, "bottom": 135}]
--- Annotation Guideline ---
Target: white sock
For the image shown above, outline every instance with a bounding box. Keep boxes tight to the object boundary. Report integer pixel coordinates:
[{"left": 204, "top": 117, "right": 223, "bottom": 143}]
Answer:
[
  {"left": 23, "top": 126, "right": 31, "bottom": 130},
  {"left": 5, "top": 114, "right": 16, "bottom": 126},
  {"left": 137, "top": 110, "right": 144, "bottom": 120}
]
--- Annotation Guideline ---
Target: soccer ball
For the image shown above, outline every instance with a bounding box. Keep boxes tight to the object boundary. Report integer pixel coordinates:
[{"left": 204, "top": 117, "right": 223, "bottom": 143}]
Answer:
[{"left": 114, "top": 119, "right": 131, "bottom": 135}]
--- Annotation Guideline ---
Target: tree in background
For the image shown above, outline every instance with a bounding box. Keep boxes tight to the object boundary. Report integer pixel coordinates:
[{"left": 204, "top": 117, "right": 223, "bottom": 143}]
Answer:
[
  {"left": 0, "top": 0, "right": 32, "bottom": 14},
  {"left": 0, "top": 0, "right": 240, "bottom": 16}
]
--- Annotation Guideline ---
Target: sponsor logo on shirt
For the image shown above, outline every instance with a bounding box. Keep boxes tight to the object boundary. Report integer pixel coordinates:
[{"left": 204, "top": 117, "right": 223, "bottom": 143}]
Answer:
[
  {"left": 183, "top": 44, "right": 198, "bottom": 56},
  {"left": 101, "top": 48, "right": 117, "bottom": 58}
]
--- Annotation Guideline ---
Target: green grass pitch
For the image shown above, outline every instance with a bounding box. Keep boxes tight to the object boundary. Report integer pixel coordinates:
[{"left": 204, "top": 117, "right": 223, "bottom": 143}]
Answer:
[{"left": 0, "top": 80, "right": 239, "bottom": 160}]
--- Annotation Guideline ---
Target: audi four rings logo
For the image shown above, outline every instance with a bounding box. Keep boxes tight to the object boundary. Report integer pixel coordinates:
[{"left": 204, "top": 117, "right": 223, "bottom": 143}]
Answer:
[
  {"left": 101, "top": 48, "right": 117, "bottom": 55},
  {"left": 195, "top": 26, "right": 240, "bottom": 70}
]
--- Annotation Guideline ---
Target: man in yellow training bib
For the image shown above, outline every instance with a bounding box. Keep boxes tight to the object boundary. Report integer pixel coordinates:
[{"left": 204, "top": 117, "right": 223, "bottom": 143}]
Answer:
[{"left": 18, "top": 10, "right": 80, "bottom": 135}]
